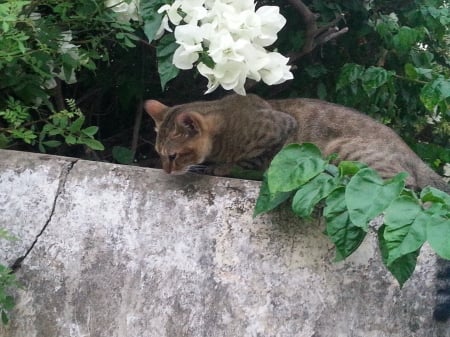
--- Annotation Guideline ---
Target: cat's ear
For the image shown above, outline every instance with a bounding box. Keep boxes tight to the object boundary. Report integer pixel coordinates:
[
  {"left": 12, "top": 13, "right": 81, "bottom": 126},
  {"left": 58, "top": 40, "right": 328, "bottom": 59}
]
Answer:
[
  {"left": 144, "top": 100, "right": 169, "bottom": 128},
  {"left": 175, "top": 112, "right": 202, "bottom": 134}
]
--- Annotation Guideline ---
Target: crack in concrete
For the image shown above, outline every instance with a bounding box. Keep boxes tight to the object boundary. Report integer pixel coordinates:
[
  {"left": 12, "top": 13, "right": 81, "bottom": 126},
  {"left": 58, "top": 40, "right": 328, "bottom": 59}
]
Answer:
[{"left": 10, "top": 159, "right": 78, "bottom": 272}]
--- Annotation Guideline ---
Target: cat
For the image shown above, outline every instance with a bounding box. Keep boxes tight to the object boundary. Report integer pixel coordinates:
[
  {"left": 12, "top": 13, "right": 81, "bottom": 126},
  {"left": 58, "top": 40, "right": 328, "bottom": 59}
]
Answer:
[{"left": 144, "top": 93, "right": 450, "bottom": 321}]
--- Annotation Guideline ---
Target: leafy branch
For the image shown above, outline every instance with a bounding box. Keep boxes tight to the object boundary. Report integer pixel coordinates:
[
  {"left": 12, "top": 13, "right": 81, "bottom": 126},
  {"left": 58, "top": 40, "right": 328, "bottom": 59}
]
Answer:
[{"left": 255, "top": 143, "right": 450, "bottom": 286}]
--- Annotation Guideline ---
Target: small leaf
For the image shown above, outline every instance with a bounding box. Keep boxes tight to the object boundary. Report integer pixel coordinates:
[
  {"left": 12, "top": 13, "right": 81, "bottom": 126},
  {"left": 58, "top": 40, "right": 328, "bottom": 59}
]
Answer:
[
  {"left": 155, "top": 33, "right": 180, "bottom": 88},
  {"left": 420, "top": 186, "right": 450, "bottom": 206},
  {"left": 82, "top": 126, "right": 99, "bottom": 137},
  {"left": 338, "top": 161, "right": 368, "bottom": 177},
  {"left": 81, "top": 138, "right": 104, "bottom": 151},
  {"left": 361, "top": 66, "right": 394, "bottom": 96},
  {"left": 3, "top": 296, "right": 14, "bottom": 311},
  {"left": 267, "top": 143, "right": 328, "bottom": 194},
  {"left": 112, "top": 146, "right": 134, "bottom": 164},
  {"left": 420, "top": 76, "right": 450, "bottom": 112},
  {"left": 65, "top": 134, "right": 77, "bottom": 145},
  {"left": 42, "top": 140, "right": 62, "bottom": 148},
  {"left": 1, "top": 310, "right": 9, "bottom": 325},
  {"left": 68, "top": 116, "right": 85, "bottom": 133}
]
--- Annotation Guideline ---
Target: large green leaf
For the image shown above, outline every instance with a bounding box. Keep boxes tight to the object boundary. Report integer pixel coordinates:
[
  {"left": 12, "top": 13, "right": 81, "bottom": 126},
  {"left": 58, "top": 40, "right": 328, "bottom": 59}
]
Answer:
[
  {"left": 383, "top": 195, "right": 426, "bottom": 265},
  {"left": 379, "top": 225, "right": 419, "bottom": 287},
  {"left": 267, "top": 143, "right": 328, "bottom": 194},
  {"left": 346, "top": 168, "right": 406, "bottom": 230},
  {"left": 324, "top": 187, "right": 366, "bottom": 261},
  {"left": 426, "top": 211, "right": 450, "bottom": 260}
]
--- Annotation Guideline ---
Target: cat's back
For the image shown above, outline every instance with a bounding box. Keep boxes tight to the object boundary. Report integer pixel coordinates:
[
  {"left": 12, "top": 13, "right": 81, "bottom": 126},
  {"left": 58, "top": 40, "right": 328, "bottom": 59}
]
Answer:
[{"left": 269, "top": 98, "right": 399, "bottom": 143}]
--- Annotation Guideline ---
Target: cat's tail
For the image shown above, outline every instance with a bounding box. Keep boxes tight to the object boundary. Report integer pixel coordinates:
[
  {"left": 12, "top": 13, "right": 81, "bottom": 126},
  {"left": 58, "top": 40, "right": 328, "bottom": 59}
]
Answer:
[{"left": 434, "top": 257, "right": 450, "bottom": 321}]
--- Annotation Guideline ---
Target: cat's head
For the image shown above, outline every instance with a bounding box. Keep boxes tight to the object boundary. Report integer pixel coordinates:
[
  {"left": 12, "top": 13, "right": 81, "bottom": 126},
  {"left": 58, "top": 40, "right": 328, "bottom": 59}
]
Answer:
[{"left": 144, "top": 100, "right": 214, "bottom": 174}]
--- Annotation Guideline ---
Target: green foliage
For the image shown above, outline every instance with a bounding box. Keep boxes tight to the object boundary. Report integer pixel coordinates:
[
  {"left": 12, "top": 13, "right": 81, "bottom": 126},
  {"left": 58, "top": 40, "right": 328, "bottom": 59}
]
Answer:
[
  {"left": 0, "top": 229, "right": 19, "bottom": 325},
  {"left": 0, "top": 265, "right": 17, "bottom": 325},
  {"left": 255, "top": 143, "right": 450, "bottom": 286},
  {"left": 0, "top": 0, "right": 136, "bottom": 152},
  {"left": 112, "top": 146, "right": 134, "bottom": 164},
  {"left": 273, "top": 0, "right": 450, "bottom": 173}
]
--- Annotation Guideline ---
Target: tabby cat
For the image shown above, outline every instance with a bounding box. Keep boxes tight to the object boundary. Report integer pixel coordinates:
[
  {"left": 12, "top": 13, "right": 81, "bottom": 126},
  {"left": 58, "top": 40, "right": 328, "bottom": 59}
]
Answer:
[{"left": 145, "top": 93, "right": 450, "bottom": 321}]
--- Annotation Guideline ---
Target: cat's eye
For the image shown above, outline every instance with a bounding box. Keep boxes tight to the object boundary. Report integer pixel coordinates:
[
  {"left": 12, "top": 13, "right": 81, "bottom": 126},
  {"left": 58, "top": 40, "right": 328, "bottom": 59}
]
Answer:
[{"left": 168, "top": 154, "right": 176, "bottom": 161}]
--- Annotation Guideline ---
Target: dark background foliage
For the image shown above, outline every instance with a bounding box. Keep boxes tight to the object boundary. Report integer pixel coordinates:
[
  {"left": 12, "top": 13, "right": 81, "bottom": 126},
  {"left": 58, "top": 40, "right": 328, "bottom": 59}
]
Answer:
[{"left": 1, "top": 0, "right": 449, "bottom": 173}]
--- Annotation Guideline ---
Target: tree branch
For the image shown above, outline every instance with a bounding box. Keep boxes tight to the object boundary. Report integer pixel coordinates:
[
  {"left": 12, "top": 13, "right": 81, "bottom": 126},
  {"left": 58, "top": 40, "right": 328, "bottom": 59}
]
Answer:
[{"left": 286, "top": 0, "right": 348, "bottom": 64}]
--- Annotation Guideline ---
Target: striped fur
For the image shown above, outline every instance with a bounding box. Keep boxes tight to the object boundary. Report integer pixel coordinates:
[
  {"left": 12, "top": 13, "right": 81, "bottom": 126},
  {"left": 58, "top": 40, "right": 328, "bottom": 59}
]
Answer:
[{"left": 145, "top": 94, "right": 450, "bottom": 321}]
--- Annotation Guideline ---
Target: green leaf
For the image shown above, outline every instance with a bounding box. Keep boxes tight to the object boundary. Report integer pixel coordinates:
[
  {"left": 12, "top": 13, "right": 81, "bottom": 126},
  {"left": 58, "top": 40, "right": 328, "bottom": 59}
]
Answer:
[
  {"left": 157, "top": 35, "right": 180, "bottom": 90},
  {"left": 65, "top": 134, "right": 77, "bottom": 145},
  {"left": 68, "top": 116, "right": 85, "bottom": 133},
  {"left": 82, "top": 126, "right": 99, "bottom": 137},
  {"left": 267, "top": 143, "right": 328, "bottom": 194},
  {"left": 143, "top": 12, "right": 163, "bottom": 42},
  {"left": 361, "top": 67, "right": 394, "bottom": 96},
  {"left": 420, "top": 76, "right": 450, "bottom": 112},
  {"left": 292, "top": 173, "right": 340, "bottom": 218},
  {"left": 112, "top": 146, "right": 134, "bottom": 164},
  {"left": 338, "top": 161, "right": 368, "bottom": 177},
  {"left": 346, "top": 169, "right": 406, "bottom": 229},
  {"left": 254, "top": 174, "right": 293, "bottom": 217},
  {"left": 42, "top": 140, "right": 62, "bottom": 148},
  {"left": 336, "top": 63, "right": 365, "bottom": 90},
  {"left": 426, "top": 214, "right": 450, "bottom": 259},
  {"left": 1, "top": 310, "right": 9, "bottom": 325},
  {"left": 324, "top": 187, "right": 366, "bottom": 261},
  {"left": 3, "top": 296, "right": 14, "bottom": 311},
  {"left": 420, "top": 186, "right": 450, "bottom": 206},
  {"left": 378, "top": 225, "right": 419, "bottom": 287},
  {"left": 81, "top": 138, "right": 104, "bottom": 151},
  {"left": 383, "top": 196, "right": 426, "bottom": 265},
  {"left": 392, "top": 27, "right": 423, "bottom": 54}
]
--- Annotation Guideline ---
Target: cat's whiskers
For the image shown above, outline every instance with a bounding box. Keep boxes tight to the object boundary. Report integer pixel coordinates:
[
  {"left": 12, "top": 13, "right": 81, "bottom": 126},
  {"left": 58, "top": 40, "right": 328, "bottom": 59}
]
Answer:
[{"left": 187, "top": 164, "right": 208, "bottom": 174}]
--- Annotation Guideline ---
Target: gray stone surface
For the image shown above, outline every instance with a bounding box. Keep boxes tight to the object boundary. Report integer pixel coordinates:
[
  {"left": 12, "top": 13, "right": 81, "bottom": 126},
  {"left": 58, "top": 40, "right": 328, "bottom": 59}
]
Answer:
[{"left": 0, "top": 149, "right": 448, "bottom": 337}]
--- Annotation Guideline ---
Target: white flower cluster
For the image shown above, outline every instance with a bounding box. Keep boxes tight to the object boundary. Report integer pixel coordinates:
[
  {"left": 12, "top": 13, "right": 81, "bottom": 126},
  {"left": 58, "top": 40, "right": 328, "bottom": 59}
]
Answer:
[
  {"left": 105, "top": 0, "right": 140, "bottom": 22},
  {"left": 157, "top": 0, "right": 293, "bottom": 94},
  {"left": 45, "top": 31, "right": 86, "bottom": 89},
  {"left": 444, "top": 163, "right": 450, "bottom": 183}
]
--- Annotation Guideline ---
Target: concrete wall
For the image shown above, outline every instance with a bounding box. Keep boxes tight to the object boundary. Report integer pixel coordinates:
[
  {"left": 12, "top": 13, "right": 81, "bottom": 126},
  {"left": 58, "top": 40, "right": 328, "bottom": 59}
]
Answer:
[{"left": 0, "top": 149, "right": 448, "bottom": 337}]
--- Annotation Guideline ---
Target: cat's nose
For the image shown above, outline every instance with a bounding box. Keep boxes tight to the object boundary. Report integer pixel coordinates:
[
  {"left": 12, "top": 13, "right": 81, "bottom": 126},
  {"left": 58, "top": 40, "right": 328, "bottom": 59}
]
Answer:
[{"left": 162, "top": 161, "right": 172, "bottom": 174}]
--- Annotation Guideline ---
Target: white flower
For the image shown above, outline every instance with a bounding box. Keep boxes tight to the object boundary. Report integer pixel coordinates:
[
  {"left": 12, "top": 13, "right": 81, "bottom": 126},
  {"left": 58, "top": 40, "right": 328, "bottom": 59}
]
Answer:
[
  {"left": 155, "top": 15, "right": 171, "bottom": 39},
  {"left": 254, "top": 6, "right": 287, "bottom": 47},
  {"left": 426, "top": 111, "right": 442, "bottom": 125},
  {"left": 155, "top": 0, "right": 293, "bottom": 94},
  {"left": 172, "top": 24, "right": 204, "bottom": 69},
  {"left": 105, "top": 0, "right": 140, "bottom": 22},
  {"left": 158, "top": 1, "right": 183, "bottom": 25},
  {"left": 198, "top": 61, "right": 248, "bottom": 95},
  {"left": 259, "top": 52, "right": 293, "bottom": 85},
  {"left": 444, "top": 163, "right": 450, "bottom": 178},
  {"left": 180, "top": 0, "right": 208, "bottom": 24},
  {"left": 208, "top": 31, "right": 247, "bottom": 64}
]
